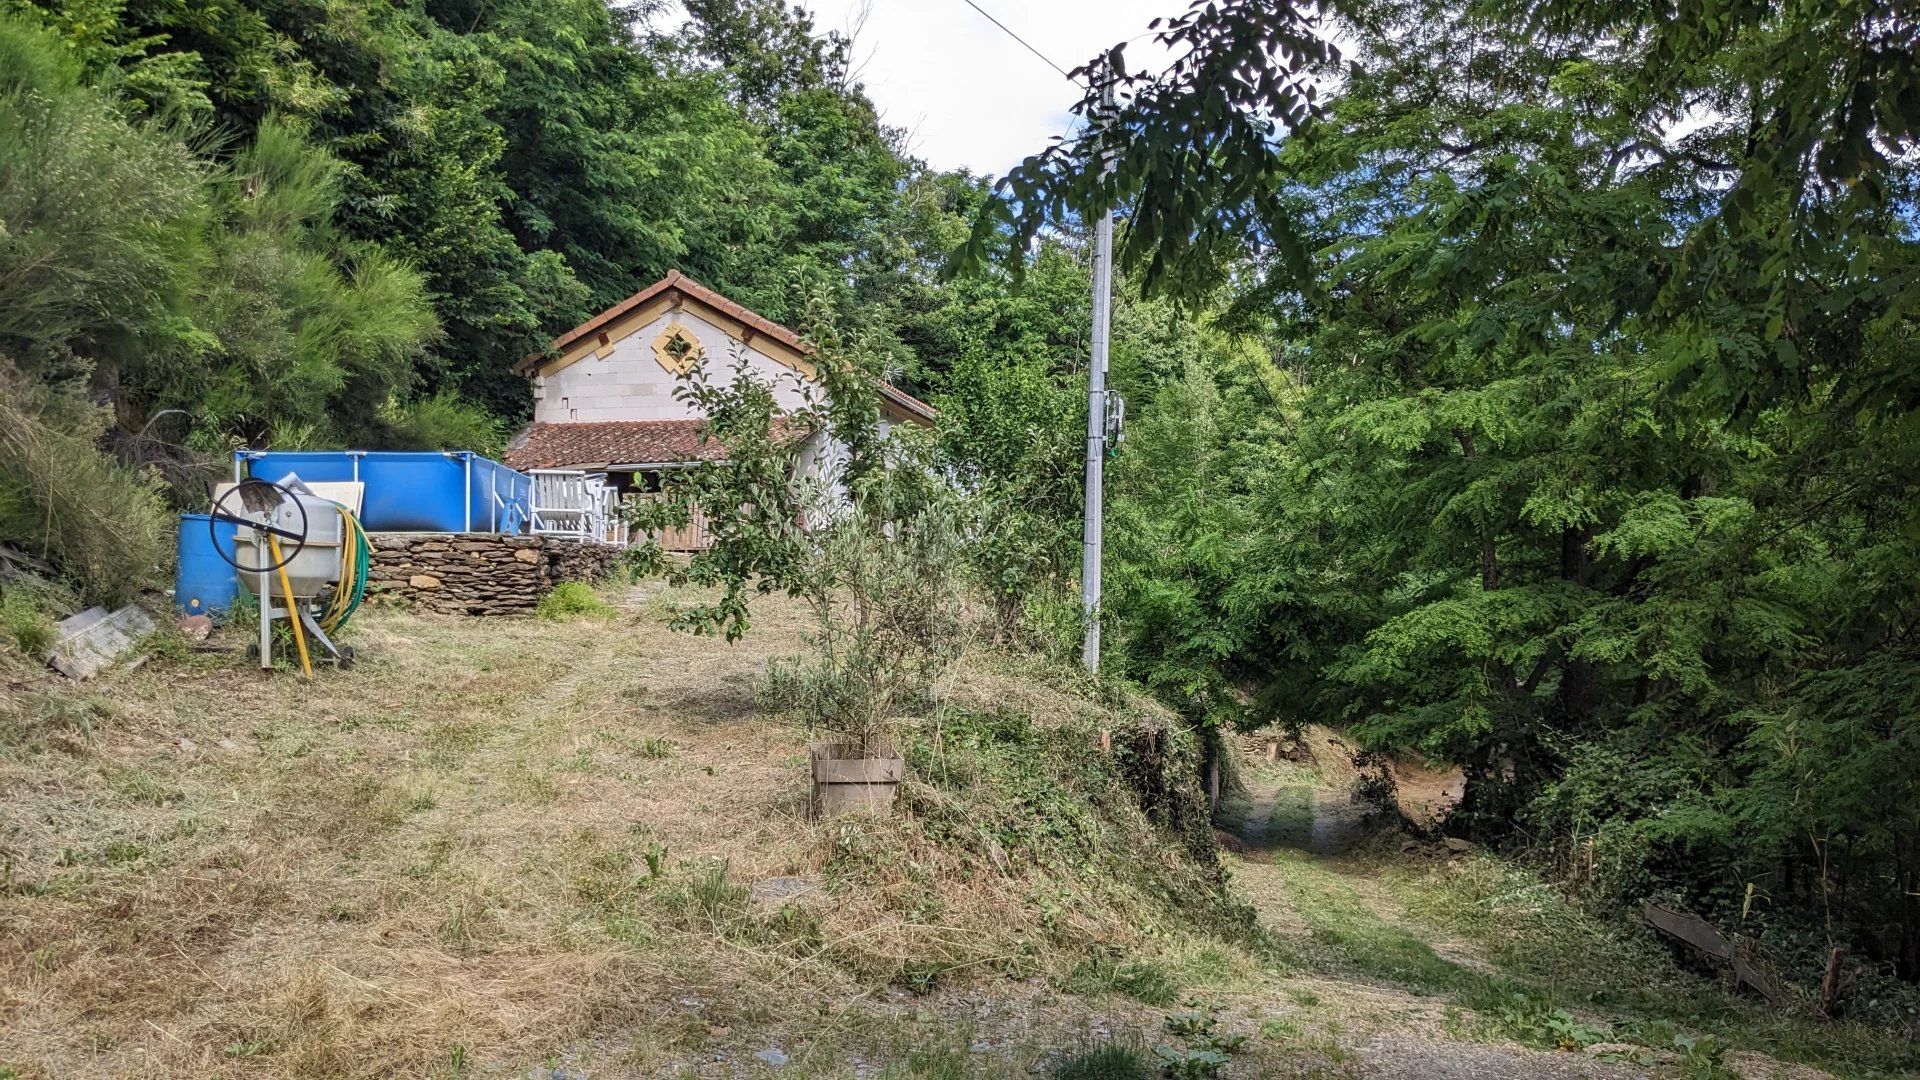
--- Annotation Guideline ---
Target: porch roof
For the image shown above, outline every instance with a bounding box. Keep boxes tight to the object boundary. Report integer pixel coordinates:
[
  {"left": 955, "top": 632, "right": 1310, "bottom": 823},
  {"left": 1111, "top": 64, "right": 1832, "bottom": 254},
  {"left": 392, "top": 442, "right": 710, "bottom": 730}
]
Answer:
[
  {"left": 503, "top": 418, "right": 808, "bottom": 471},
  {"left": 504, "top": 420, "right": 720, "bottom": 471}
]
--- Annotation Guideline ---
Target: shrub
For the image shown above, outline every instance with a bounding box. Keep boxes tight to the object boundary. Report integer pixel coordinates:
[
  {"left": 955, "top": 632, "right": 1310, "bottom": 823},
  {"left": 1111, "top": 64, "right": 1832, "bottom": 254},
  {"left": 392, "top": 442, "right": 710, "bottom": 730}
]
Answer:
[
  {"left": 534, "top": 581, "right": 614, "bottom": 621},
  {"left": 771, "top": 477, "right": 967, "bottom": 753},
  {"left": 0, "top": 369, "right": 172, "bottom": 607},
  {"left": 0, "top": 586, "right": 59, "bottom": 655},
  {"left": 0, "top": 14, "right": 437, "bottom": 456},
  {"left": 377, "top": 391, "right": 505, "bottom": 458}
]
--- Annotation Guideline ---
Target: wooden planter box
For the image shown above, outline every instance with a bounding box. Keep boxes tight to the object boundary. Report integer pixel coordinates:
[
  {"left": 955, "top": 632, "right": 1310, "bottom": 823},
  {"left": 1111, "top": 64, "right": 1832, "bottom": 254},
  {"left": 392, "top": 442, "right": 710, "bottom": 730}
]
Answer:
[{"left": 810, "top": 740, "right": 903, "bottom": 818}]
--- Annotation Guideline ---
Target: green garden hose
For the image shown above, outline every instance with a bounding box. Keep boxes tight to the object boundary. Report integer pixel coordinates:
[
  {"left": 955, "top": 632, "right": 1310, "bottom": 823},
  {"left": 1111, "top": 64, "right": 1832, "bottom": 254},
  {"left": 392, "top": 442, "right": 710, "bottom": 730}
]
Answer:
[{"left": 319, "top": 502, "right": 370, "bottom": 634}]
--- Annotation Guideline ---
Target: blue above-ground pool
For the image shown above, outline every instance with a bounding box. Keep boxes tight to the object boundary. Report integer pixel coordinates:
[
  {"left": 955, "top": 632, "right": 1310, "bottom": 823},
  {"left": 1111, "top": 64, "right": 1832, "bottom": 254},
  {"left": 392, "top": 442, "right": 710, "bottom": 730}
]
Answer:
[
  {"left": 235, "top": 450, "right": 531, "bottom": 534},
  {"left": 175, "top": 512, "right": 243, "bottom": 617}
]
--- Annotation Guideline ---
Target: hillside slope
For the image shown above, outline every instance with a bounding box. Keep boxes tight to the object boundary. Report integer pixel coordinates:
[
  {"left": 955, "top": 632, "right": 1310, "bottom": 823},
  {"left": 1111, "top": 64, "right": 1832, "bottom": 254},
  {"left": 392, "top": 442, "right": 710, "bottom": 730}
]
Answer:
[{"left": 2, "top": 583, "right": 1914, "bottom": 1078}]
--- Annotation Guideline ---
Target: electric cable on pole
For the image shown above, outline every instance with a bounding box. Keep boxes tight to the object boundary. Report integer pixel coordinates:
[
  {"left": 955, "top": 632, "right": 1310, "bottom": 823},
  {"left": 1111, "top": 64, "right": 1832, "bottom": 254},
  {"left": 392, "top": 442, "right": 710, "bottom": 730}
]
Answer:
[
  {"left": 1080, "top": 82, "right": 1115, "bottom": 674},
  {"left": 948, "top": 0, "right": 1118, "bottom": 673}
]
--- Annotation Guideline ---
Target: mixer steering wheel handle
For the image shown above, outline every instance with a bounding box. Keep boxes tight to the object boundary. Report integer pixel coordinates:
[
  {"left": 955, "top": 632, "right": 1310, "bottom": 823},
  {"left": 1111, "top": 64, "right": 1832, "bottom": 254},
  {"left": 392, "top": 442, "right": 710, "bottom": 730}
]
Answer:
[{"left": 209, "top": 480, "right": 310, "bottom": 576}]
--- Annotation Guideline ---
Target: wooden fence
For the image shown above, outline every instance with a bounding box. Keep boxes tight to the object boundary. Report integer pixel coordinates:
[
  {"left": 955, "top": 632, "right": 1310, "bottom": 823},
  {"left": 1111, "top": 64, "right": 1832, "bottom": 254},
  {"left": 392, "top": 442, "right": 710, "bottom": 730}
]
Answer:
[{"left": 629, "top": 495, "right": 713, "bottom": 552}]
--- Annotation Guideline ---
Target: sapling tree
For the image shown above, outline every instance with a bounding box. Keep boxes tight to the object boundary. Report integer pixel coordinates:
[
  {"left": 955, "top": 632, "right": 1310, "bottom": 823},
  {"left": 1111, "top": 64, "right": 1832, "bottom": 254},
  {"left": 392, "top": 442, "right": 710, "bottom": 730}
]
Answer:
[{"left": 634, "top": 298, "right": 966, "bottom": 755}]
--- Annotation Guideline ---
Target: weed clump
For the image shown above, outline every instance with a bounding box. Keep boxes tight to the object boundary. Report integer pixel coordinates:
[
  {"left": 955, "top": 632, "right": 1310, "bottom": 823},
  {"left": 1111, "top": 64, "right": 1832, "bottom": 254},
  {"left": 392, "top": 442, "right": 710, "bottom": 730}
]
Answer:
[
  {"left": 1, "top": 586, "right": 57, "bottom": 654},
  {"left": 1155, "top": 1005, "right": 1245, "bottom": 1078},
  {"left": 534, "top": 581, "right": 614, "bottom": 621},
  {"left": 662, "top": 859, "right": 750, "bottom": 935},
  {"left": 1067, "top": 953, "right": 1179, "bottom": 1006},
  {"left": 1050, "top": 1041, "right": 1154, "bottom": 1079}
]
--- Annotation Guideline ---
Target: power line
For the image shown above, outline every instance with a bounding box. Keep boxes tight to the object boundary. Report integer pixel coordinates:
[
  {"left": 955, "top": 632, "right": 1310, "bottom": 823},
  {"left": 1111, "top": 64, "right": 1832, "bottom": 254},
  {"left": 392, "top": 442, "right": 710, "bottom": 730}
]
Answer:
[
  {"left": 949, "top": 0, "right": 1111, "bottom": 674},
  {"left": 955, "top": 0, "right": 1076, "bottom": 84}
]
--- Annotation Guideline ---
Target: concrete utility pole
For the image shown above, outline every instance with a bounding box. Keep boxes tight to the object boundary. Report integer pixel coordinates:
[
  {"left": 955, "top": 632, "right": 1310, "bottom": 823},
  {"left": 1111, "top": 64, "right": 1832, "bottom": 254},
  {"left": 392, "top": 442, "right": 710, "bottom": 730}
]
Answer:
[{"left": 1080, "top": 93, "right": 1115, "bottom": 673}]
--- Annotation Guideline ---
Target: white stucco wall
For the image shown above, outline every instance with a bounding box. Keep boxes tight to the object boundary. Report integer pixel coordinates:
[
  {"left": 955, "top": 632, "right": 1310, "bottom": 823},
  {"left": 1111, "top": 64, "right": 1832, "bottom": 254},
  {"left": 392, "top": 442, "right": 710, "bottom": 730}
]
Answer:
[{"left": 532, "top": 308, "right": 817, "bottom": 425}]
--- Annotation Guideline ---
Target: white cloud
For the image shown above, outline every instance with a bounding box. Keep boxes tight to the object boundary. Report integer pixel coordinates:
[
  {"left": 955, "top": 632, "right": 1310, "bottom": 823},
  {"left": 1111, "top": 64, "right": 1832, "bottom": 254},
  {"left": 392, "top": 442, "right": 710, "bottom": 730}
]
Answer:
[{"left": 804, "top": 0, "right": 1182, "bottom": 176}]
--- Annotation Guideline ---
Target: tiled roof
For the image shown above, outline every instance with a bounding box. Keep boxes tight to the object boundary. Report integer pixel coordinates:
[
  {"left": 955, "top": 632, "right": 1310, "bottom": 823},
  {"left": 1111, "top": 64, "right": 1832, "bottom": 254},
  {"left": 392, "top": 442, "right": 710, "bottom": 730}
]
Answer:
[
  {"left": 876, "top": 381, "right": 937, "bottom": 423},
  {"left": 502, "top": 418, "right": 809, "bottom": 471},
  {"left": 517, "top": 270, "right": 809, "bottom": 374},
  {"left": 504, "top": 420, "right": 723, "bottom": 471}
]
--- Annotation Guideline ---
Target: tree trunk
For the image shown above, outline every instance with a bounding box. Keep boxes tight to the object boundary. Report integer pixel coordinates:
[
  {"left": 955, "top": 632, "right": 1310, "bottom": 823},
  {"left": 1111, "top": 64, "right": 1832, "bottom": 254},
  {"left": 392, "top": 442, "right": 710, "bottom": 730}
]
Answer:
[{"left": 1559, "top": 526, "right": 1596, "bottom": 726}]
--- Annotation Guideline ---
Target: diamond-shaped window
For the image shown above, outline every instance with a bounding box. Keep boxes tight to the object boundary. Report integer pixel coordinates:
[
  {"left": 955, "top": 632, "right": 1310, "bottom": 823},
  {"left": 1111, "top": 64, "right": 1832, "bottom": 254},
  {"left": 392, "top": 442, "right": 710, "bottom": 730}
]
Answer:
[{"left": 652, "top": 324, "right": 704, "bottom": 374}]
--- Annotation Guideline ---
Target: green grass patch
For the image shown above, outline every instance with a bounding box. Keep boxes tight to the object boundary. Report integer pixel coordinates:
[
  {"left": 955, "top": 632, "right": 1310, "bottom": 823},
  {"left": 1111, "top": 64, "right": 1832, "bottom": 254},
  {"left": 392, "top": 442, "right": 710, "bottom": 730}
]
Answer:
[
  {"left": 1272, "top": 852, "right": 1466, "bottom": 992},
  {"left": 1050, "top": 1041, "right": 1154, "bottom": 1079},
  {"left": 108, "top": 764, "right": 182, "bottom": 805},
  {"left": 1371, "top": 855, "right": 1920, "bottom": 1075},
  {"left": 661, "top": 859, "right": 749, "bottom": 936},
  {"left": 535, "top": 581, "right": 615, "bottom": 621},
  {"left": 1263, "top": 785, "right": 1316, "bottom": 849},
  {"left": 0, "top": 588, "right": 56, "bottom": 655},
  {"left": 1066, "top": 952, "right": 1180, "bottom": 1005}
]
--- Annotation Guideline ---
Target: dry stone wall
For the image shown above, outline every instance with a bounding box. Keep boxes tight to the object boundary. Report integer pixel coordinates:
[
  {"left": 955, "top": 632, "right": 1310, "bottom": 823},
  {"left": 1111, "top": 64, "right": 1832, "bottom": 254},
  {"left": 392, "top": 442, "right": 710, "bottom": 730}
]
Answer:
[{"left": 366, "top": 533, "right": 620, "bottom": 615}]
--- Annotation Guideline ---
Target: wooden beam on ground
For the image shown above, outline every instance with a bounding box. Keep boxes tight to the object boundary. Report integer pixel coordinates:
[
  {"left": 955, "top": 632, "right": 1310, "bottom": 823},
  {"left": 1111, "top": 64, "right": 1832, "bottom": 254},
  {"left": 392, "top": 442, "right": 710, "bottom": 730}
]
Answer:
[{"left": 1643, "top": 902, "right": 1792, "bottom": 1007}]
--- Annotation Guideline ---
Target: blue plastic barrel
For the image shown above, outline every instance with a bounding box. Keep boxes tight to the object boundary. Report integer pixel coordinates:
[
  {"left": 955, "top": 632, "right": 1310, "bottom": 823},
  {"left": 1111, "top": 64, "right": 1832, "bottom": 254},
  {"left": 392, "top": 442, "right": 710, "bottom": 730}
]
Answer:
[{"left": 175, "top": 513, "right": 241, "bottom": 618}]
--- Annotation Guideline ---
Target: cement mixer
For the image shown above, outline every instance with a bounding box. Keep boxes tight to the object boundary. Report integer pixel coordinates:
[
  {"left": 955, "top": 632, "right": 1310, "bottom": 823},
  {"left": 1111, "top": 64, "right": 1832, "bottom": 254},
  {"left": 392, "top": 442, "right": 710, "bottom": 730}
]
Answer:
[{"left": 207, "top": 475, "right": 370, "bottom": 675}]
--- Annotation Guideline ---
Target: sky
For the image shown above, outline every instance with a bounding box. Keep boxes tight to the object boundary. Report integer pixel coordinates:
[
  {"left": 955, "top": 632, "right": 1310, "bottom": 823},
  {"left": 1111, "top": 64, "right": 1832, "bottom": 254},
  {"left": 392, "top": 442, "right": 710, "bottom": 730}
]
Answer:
[{"left": 796, "top": 0, "right": 1183, "bottom": 177}]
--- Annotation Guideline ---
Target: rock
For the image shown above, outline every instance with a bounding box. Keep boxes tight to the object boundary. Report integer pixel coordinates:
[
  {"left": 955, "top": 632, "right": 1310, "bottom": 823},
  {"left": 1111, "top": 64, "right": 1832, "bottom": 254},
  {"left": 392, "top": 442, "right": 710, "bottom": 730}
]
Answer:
[
  {"left": 1443, "top": 836, "right": 1473, "bottom": 853},
  {"left": 177, "top": 614, "right": 213, "bottom": 641},
  {"left": 178, "top": 737, "right": 197, "bottom": 754},
  {"left": 514, "top": 548, "right": 541, "bottom": 563},
  {"left": 1586, "top": 1042, "right": 1677, "bottom": 1065},
  {"left": 753, "top": 1048, "right": 788, "bottom": 1068},
  {"left": 409, "top": 574, "right": 442, "bottom": 589},
  {"left": 750, "top": 876, "right": 820, "bottom": 904}
]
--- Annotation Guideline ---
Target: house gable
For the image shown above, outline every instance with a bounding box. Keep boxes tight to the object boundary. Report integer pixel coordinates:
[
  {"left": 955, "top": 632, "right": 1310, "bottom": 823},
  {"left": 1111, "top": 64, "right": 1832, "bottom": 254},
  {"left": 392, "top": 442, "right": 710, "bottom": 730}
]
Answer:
[
  {"left": 518, "top": 271, "right": 936, "bottom": 433},
  {"left": 526, "top": 293, "right": 817, "bottom": 427}
]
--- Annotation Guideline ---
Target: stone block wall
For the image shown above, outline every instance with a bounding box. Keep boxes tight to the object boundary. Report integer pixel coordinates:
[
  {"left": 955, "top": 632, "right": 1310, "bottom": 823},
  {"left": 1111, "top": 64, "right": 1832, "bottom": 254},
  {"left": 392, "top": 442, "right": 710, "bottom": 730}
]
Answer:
[{"left": 365, "top": 533, "right": 622, "bottom": 615}]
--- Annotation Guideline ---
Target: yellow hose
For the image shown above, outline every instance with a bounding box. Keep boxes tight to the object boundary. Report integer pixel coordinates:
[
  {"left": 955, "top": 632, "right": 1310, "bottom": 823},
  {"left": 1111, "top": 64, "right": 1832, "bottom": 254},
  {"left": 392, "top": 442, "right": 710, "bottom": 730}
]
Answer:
[
  {"left": 320, "top": 506, "right": 356, "bottom": 630},
  {"left": 268, "top": 533, "right": 314, "bottom": 679}
]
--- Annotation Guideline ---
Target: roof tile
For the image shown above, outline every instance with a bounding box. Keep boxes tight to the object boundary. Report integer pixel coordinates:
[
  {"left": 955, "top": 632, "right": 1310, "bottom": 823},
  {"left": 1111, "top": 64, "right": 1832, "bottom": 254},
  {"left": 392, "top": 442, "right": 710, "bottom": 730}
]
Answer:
[
  {"left": 502, "top": 418, "right": 811, "bottom": 471},
  {"left": 504, "top": 420, "right": 723, "bottom": 471}
]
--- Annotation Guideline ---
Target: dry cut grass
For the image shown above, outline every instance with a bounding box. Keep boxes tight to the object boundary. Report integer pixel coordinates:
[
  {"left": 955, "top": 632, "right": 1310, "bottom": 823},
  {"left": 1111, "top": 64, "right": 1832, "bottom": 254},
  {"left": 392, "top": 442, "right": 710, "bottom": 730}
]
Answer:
[{"left": 0, "top": 582, "right": 1231, "bottom": 1078}]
